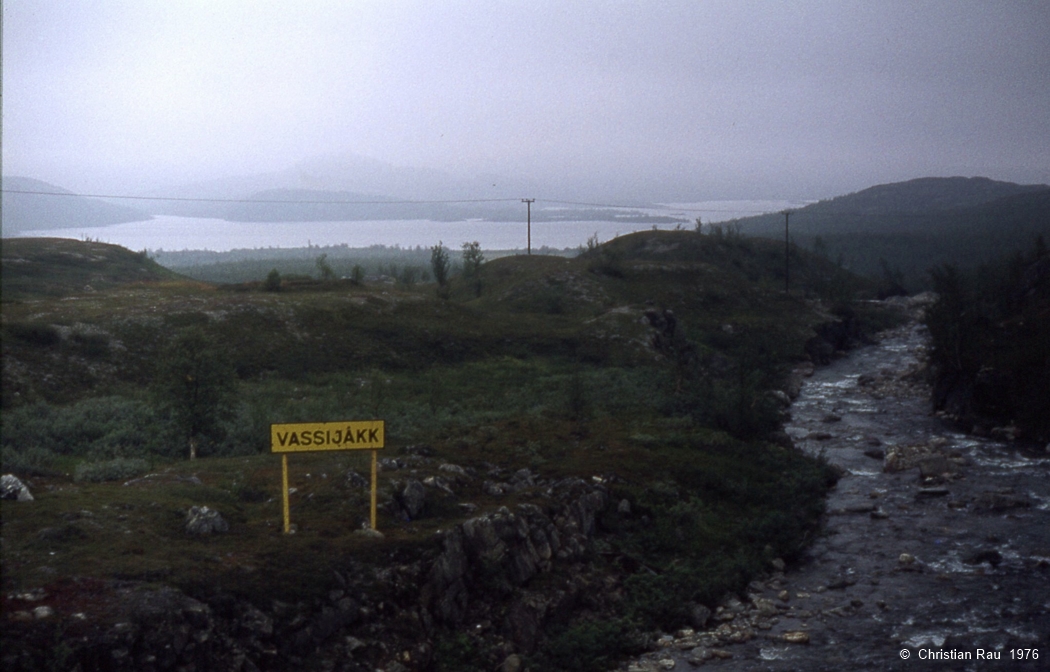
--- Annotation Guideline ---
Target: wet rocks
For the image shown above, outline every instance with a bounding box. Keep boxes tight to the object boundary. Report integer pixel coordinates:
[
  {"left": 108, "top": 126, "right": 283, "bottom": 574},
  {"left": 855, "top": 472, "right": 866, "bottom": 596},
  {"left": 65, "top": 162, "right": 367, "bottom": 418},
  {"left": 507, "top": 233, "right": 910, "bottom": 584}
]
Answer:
[
  {"left": 185, "top": 505, "right": 229, "bottom": 534},
  {"left": 1, "top": 474, "right": 34, "bottom": 501},
  {"left": 963, "top": 549, "right": 1003, "bottom": 567},
  {"left": 883, "top": 439, "right": 962, "bottom": 475},
  {"left": 971, "top": 489, "right": 1033, "bottom": 511}
]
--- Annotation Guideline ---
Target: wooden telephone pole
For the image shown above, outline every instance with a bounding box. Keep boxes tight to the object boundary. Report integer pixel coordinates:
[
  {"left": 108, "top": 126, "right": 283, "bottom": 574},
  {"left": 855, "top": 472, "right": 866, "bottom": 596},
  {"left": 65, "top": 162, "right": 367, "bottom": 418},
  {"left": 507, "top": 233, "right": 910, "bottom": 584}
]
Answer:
[
  {"left": 783, "top": 210, "right": 792, "bottom": 292},
  {"left": 522, "top": 199, "right": 535, "bottom": 254}
]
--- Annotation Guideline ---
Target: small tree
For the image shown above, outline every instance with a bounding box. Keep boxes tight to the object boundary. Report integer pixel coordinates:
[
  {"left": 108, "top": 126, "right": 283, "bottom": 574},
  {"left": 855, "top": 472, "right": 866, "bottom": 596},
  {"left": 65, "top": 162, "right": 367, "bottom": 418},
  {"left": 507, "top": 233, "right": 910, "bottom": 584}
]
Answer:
[
  {"left": 349, "top": 264, "right": 365, "bottom": 286},
  {"left": 462, "top": 241, "right": 485, "bottom": 297},
  {"left": 154, "top": 328, "right": 236, "bottom": 460},
  {"left": 263, "top": 269, "right": 281, "bottom": 292},
  {"left": 316, "top": 253, "right": 335, "bottom": 281},
  {"left": 694, "top": 216, "right": 703, "bottom": 233},
  {"left": 431, "top": 241, "right": 450, "bottom": 295}
]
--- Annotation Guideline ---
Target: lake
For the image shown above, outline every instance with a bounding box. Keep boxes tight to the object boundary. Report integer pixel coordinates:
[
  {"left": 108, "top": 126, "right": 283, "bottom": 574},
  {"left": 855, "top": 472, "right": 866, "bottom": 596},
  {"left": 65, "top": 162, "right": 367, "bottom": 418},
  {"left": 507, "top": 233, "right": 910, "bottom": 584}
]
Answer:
[{"left": 12, "top": 200, "right": 808, "bottom": 252}]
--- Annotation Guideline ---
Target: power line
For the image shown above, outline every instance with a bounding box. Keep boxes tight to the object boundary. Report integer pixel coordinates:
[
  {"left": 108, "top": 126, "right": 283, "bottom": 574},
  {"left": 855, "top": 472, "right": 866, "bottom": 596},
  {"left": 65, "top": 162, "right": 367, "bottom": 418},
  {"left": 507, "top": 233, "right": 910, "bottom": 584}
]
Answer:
[
  {"left": 537, "top": 198, "right": 792, "bottom": 215},
  {"left": 0, "top": 189, "right": 521, "bottom": 206},
  {"left": 3, "top": 188, "right": 966, "bottom": 219}
]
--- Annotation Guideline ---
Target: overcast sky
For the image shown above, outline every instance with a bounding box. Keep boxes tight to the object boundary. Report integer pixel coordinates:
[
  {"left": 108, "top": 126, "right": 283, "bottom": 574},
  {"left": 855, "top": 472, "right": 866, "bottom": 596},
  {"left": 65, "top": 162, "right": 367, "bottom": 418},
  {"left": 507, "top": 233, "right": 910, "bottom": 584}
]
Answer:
[{"left": 3, "top": 1, "right": 1049, "bottom": 201}]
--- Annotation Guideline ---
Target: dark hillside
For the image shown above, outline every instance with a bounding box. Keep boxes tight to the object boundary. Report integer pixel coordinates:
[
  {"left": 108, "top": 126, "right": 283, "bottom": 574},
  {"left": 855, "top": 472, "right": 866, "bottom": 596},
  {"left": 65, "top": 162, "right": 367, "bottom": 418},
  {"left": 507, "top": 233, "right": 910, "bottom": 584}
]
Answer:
[
  {"left": 728, "top": 178, "right": 1050, "bottom": 290},
  {"left": 1, "top": 176, "right": 151, "bottom": 234},
  {"left": 1, "top": 237, "right": 186, "bottom": 300}
]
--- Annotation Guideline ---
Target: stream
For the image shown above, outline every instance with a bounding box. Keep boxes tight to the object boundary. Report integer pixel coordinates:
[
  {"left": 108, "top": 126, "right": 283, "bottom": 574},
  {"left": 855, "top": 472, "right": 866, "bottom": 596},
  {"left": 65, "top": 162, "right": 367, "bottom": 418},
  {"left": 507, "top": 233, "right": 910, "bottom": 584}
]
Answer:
[{"left": 622, "top": 313, "right": 1050, "bottom": 671}]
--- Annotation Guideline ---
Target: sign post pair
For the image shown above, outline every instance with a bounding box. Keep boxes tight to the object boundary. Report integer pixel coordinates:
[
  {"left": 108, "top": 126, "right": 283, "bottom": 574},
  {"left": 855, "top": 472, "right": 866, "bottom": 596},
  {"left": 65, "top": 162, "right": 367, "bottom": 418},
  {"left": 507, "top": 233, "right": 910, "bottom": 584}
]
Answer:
[{"left": 270, "top": 420, "right": 385, "bottom": 534}]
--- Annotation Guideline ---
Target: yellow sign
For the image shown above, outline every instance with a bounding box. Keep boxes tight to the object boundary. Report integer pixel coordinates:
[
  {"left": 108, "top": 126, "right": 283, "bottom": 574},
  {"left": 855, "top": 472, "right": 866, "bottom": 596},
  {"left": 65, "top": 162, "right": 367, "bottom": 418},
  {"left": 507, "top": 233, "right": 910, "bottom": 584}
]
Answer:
[
  {"left": 270, "top": 420, "right": 385, "bottom": 534},
  {"left": 270, "top": 421, "right": 384, "bottom": 453}
]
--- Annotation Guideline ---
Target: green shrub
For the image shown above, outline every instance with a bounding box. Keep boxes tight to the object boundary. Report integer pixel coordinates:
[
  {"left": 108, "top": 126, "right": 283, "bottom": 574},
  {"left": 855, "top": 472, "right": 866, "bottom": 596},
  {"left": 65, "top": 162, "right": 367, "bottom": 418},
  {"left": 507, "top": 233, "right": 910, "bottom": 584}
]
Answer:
[
  {"left": 263, "top": 268, "right": 282, "bottom": 292},
  {"left": 6, "top": 322, "right": 61, "bottom": 347},
  {"left": 73, "top": 457, "right": 151, "bottom": 483},
  {"left": 70, "top": 330, "right": 110, "bottom": 358},
  {"left": 0, "top": 446, "right": 60, "bottom": 476},
  {"left": 541, "top": 619, "right": 643, "bottom": 672},
  {"left": 433, "top": 632, "right": 489, "bottom": 672},
  {"left": 0, "top": 397, "right": 164, "bottom": 458}
]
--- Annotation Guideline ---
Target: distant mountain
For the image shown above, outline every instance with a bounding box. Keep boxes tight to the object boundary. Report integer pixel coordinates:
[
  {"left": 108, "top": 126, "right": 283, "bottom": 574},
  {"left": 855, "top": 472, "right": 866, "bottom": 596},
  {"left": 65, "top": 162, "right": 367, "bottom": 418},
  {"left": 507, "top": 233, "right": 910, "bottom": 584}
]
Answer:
[
  {"left": 143, "top": 152, "right": 540, "bottom": 218},
  {"left": 725, "top": 177, "right": 1050, "bottom": 290},
  {"left": 1, "top": 176, "right": 151, "bottom": 235},
  {"left": 734, "top": 177, "right": 1049, "bottom": 236},
  {"left": 219, "top": 188, "right": 513, "bottom": 222}
]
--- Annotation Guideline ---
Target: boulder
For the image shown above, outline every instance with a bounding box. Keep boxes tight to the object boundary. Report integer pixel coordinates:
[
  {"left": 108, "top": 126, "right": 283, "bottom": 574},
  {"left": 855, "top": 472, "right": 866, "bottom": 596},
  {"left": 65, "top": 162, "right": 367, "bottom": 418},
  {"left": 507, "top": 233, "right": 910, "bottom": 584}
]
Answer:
[
  {"left": 690, "top": 603, "right": 712, "bottom": 629},
  {"left": 399, "top": 479, "right": 427, "bottom": 519},
  {"left": 345, "top": 469, "right": 369, "bottom": 488},
  {"left": 972, "top": 490, "right": 1033, "bottom": 511},
  {"left": 1, "top": 474, "right": 34, "bottom": 501},
  {"left": 185, "top": 506, "right": 229, "bottom": 535}
]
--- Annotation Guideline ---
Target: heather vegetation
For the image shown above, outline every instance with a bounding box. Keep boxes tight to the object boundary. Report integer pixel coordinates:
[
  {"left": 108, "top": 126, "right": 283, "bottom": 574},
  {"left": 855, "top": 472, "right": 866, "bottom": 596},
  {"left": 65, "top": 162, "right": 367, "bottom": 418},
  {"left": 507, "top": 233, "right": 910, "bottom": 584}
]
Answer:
[{"left": 1, "top": 231, "right": 896, "bottom": 670}]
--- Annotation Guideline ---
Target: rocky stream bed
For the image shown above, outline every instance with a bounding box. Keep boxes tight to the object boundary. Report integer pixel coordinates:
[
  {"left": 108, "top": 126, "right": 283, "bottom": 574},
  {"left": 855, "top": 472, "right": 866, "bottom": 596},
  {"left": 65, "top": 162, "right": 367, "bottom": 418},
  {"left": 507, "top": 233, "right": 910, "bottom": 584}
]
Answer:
[{"left": 620, "top": 317, "right": 1050, "bottom": 671}]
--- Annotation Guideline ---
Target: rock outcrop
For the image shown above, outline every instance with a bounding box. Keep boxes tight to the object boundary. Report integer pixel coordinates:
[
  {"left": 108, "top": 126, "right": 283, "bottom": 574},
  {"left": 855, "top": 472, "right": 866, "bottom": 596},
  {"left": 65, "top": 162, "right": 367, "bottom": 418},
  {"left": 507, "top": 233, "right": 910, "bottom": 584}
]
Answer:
[
  {"left": 1, "top": 474, "right": 34, "bottom": 501},
  {"left": 4, "top": 477, "right": 614, "bottom": 671}
]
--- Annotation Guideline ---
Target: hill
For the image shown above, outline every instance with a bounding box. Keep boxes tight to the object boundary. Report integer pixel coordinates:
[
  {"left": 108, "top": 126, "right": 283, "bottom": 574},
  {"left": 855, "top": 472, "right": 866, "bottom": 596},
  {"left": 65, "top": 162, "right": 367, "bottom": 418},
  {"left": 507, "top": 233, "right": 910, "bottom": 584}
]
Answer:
[
  {"left": 0, "top": 237, "right": 187, "bottom": 300},
  {"left": 1, "top": 233, "right": 898, "bottom": 671},
  {"left": 729, "top": 177, "right": 1050, "bottom": 289},
  {"left": 1, "top": 176, "right": 151, "bottom": 234}
]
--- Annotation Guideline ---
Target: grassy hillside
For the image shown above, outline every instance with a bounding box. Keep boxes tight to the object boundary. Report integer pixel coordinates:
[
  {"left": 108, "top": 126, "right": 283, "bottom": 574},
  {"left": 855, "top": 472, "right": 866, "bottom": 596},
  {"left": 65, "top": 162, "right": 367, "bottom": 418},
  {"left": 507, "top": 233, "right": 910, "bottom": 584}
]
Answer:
[
  {"left": 728, "top": 177, "right": 1050, "bottom": 290},
  {"left": 1, "top": 176, "right": 151, "bottom": 234},
  {"left": 1, "top": 233, "right": 897, "bottom": 671},
  {"left": 1, "top": 237, "right": 187, "bottom": 300}
]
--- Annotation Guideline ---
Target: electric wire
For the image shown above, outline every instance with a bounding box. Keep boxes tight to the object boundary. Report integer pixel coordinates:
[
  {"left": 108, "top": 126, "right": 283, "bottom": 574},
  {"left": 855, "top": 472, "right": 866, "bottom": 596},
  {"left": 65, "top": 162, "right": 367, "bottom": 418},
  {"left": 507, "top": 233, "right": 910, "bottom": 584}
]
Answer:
[{"left": 2, "top": 188, "right": 954, "bottom": 218}]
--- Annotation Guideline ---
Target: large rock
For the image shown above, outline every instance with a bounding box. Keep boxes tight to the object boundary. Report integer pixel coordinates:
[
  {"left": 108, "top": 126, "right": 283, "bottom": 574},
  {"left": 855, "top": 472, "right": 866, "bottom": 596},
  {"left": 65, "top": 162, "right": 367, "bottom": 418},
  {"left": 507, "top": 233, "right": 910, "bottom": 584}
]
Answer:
[
  {"left": 185, "top": 506, "right": 229, "bottom": 534},
  {"left": 1, "top": 474, "right": 34, "bottom": 501},
  {"left": 399, "top": 479, "right": 427, "bottom": 519}
]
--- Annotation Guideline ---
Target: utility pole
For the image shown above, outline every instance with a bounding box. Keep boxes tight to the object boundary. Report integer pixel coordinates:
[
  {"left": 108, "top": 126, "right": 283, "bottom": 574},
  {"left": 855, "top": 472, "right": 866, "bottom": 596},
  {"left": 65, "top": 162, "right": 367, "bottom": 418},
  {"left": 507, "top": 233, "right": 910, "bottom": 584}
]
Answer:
[
  {"left": 522, "top": 198, "right": 535, "bottom": 255},
  {"left": 783, "top": 210, "right": 792, "bottom": 292}
]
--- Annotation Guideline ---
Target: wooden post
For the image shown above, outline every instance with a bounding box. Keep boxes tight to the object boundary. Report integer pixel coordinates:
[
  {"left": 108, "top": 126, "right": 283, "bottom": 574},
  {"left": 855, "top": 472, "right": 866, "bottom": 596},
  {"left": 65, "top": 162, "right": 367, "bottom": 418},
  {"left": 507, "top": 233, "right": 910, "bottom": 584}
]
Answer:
[
  {"left": 370, "top": 449, "right": 378, "bottom": 530},
  {"left": 522, "top": 198, "right": 535, "bottom": 254},
  {"left": 281, "top": 454, "right": 291, "bottom": 534}
]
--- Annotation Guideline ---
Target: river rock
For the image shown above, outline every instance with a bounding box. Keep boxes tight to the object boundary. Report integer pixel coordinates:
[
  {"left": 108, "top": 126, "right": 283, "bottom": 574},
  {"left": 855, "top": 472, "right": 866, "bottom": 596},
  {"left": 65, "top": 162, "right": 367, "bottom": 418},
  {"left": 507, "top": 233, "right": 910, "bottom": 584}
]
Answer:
[
  {"left": 972, "top": 490, "right": 1033, "bottom": 511},
  {"left": 918, "top": 455, "right": 957, "bottom": 481},
  {"left": 185, "top": 506, "right": 229, "bottom": 534},
  {"left": 690, "top": 603, "right": 712, "bottom": 629},
  {"left": 1, "top": 474, "right": 34, "bottom": 501},
  {"left": 963, "top": 549, "right": 1003, "bottom": 567}
]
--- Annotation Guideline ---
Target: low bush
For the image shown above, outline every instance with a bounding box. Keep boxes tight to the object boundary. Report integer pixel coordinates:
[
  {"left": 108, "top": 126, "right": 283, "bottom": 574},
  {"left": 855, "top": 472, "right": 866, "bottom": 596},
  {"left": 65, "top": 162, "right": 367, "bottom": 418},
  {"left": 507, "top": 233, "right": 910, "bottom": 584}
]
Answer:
[
  {"left": 540, "top": 618, "right": 643, "bottom": 672},
  {"left": 0, "top": 446, "right": 60, "bottom": 476},
  {"left": 5, "top": 322, "right": 61, "bottom": 347},
  {"left": 73, "top": 457, "right": 151, "bottom": 483},
  {"left": 1, "top": 397, "right": 165, "bottom": 458}
]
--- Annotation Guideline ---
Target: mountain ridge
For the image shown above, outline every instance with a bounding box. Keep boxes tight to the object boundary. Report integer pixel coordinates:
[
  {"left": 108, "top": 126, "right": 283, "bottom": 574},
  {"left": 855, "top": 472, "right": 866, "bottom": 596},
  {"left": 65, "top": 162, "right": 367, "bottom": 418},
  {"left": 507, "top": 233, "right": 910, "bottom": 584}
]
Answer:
[{"left": 1, "top": 176, "right": 152, "bottom": 234}]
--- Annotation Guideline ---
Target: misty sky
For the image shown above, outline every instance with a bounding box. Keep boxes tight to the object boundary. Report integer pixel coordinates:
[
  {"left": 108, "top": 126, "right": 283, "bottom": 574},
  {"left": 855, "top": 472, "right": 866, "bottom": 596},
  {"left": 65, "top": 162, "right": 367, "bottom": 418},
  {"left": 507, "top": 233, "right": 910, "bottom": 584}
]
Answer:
[{"left": 3, "top": 1, "right": 1049, "bottom": 201}]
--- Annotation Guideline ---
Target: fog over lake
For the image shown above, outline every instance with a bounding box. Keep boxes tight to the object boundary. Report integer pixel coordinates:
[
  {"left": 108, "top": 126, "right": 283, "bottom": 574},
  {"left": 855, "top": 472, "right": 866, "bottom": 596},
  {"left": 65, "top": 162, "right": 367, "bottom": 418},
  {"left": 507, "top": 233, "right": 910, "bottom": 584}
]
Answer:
[{"left": 18, "top": 201, "right": 807, "bottom": 252}]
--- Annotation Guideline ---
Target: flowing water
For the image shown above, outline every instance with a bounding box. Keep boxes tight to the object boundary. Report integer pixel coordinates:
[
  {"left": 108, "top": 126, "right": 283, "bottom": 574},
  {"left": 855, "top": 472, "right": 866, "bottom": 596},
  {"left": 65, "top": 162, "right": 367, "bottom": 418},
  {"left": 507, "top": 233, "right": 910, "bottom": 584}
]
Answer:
[{"left": 624, "top": 317, "right": 1050, "bottom": 671}]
